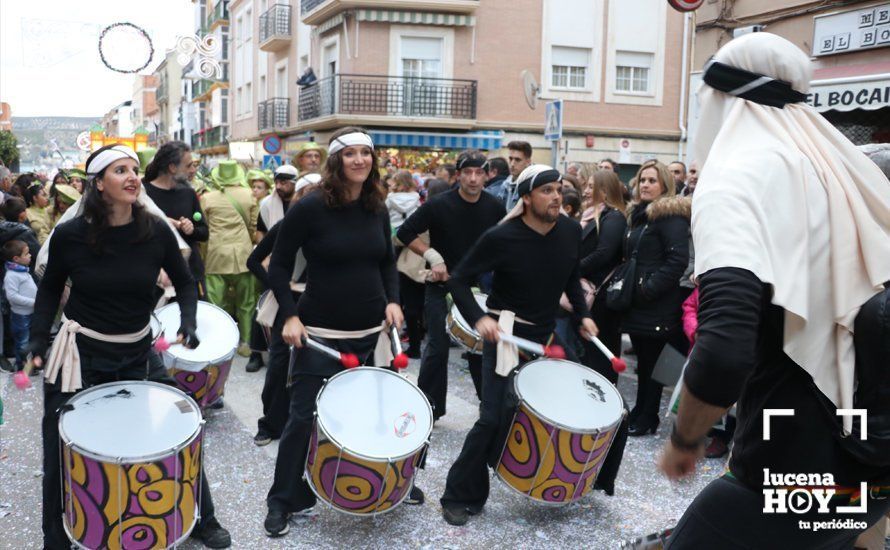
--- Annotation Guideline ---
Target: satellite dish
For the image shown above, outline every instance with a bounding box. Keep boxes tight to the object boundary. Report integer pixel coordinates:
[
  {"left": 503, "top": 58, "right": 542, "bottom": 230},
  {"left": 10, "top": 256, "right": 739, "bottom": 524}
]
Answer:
[{"left": 521, "top": 70, "right": 540, "bottom": 110}]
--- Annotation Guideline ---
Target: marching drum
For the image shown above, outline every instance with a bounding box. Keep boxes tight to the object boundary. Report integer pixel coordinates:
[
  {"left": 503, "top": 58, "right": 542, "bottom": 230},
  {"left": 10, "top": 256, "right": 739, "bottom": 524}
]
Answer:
[
  {"left": 155, "top": 302, "right": 239, "bottom": 409},
  {"left": 59, "top": 381, "right": 204, "bottom": 550},
  {"left": 446, "top": 292, "right": 488, "bottom": 354},
  {"left": 306, "top": 367, "right": 433, "bottom": 516},
  {"left": 496, "top": 359, "right": 624, "bottom": 505}
]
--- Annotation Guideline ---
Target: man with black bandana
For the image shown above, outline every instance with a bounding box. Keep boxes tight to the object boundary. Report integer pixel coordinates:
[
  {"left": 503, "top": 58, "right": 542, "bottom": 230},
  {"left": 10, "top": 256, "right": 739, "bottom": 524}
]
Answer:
[
  {"left": 258, "top": 164, "right": 298, "bottom": 234},
  {"left": 439, "top": 164, "right": 597, "bottom": 526},
  {"left": 397, "top": 150, "right": 505, "bottom": 420}
]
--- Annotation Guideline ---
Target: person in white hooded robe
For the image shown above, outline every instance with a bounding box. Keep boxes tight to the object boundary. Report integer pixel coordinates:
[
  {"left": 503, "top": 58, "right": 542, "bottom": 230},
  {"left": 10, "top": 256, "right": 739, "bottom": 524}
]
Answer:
[{"left": 658, "top": 33, "right": 890, "bottom": 548}]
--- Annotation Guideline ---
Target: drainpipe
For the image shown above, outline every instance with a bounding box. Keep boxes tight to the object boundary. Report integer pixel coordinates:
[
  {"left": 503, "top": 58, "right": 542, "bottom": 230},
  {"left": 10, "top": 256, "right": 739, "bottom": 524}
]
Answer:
[{"left": 678, "top": 12, "right": 691, "bottom": 160}]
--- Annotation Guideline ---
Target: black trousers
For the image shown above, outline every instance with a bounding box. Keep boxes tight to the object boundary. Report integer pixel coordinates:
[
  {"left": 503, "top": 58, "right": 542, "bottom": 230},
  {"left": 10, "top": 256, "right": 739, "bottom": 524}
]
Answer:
[
  {"left": 42, "top": 352, "right": 216, "bottom": 549},
  {"left": 628, "top": 330, "right": 688, "bottom": 427},
  {"left": 667, "top": 475, "right": 890, "bottom": 549},
  {"left": 257, "top": 313, "right": 291, "bottom": 438},
  {"left": 418, "top": 284, "right": 483, "bottom": 420},
  {"left": 266, "top": 373, "right": 326, "bottom": 513},
  {"left": 399, "top": 273, "right": 426, "bottom": 354},
  {"left": 582, "top": 293, "right": 623, "bottom": 385},
  {"left": 249, "top": 309, "right": 268, "bottom": 354}
]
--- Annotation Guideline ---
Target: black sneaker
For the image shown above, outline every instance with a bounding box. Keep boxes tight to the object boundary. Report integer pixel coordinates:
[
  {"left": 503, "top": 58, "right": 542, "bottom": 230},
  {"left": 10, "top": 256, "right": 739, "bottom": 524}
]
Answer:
[
  {"left": 0, "top": 357, "right": 14, "bottom": 373},
  {"left": 264, "top": 509, "right": 290, "bottom": 537},
  {"left": 442, "top": 504, "right": 469, "bottom": 526},
  {"left": 405, "top": 485, "right": 425, "bottom": 505},
  {"left": 192, "top": 516, "right": 231, "bottom": 548},
  {"left": 209, "top": 398, "right": 224, "bottom": 410},
  {"left": 254, "top": 431, "right": 273, "bottom": 446},
  {"left": 245, "top": 354, "right": 264, "bottom": 373}
]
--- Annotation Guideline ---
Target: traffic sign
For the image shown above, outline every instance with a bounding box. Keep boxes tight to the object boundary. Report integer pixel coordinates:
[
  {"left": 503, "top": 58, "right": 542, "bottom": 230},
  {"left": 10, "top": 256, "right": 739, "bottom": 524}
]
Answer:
[
  {"left": 262, "top": 155, "right": 282, "bottom": 170},
  {"left": 544, "top": 100, "right": 563, "bottom": 141},
  {"left": 263, "top": 135, "right": 282, "bottom": 154}
]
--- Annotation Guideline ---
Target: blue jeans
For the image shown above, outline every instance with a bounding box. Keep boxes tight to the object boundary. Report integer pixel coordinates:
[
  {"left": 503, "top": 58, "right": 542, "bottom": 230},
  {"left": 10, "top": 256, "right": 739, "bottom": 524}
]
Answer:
[{"left": 10, "top": 312, "right": 30, "bottom": 369}]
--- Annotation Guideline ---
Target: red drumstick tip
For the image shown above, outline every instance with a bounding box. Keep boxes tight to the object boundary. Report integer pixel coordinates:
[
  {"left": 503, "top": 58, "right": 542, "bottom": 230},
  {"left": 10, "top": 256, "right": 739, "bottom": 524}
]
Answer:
[
  {"left": 154, "top": 336, "right": 170, "bottom": 353},
  {"left": 13, "top": 370, "right": 30, "bottom": 390},
  {"left": 611, "top": 357, "right": 627, "bottom": 373},
  {"left": 393, "top": 353, "right": 409, "bottom": 370},
  {"left": 341, "top": 353, "right": 360, "bottom": 369},
  {"left": 544, "top": 345, "right": 566, "bottom": 359}
]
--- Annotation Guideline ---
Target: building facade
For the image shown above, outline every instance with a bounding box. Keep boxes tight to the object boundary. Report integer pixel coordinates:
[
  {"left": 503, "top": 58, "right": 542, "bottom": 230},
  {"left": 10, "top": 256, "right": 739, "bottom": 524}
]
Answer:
[
  {"left": 154, "top": 51, "right": 184, "bottom": 145},
  {"left": 227, "top": 0, "right": 692, "bottom": 176},
  {"left": 101, "top": 101, "right": 135, "bottom": 138},
  {"left": 131, "top": 75, "right": 160, "bottom": 140},
  {"left": 691, "top": 0, "right": 890, "bottom": 154}
]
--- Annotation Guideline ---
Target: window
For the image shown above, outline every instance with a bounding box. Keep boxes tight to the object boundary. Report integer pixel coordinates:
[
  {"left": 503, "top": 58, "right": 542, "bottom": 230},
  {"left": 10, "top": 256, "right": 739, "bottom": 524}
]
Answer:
[
  {"left": 400, "top": 36, "right": 442, "bottom": 79},
  {"left": 615, "top": 51, "right": 653, "bottom": 94},
  {"left": 551, "top": 46, "right": 589, "bottom": 89}
]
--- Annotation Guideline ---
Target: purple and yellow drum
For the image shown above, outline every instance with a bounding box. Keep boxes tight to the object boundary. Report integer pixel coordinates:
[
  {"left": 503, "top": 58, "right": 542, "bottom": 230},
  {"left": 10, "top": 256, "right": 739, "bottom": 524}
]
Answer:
[
  {"left": 306, "top": 367, "right": 433, "bottom": 516},
  {"left": 155, "top": 302, "right": 239, "bottom": 409},
  {"left": 58, "top": 381, "right": 204, "bottom": 549},
  {"left": 496, "top": 359, "right": 625, "bottom": 505}
]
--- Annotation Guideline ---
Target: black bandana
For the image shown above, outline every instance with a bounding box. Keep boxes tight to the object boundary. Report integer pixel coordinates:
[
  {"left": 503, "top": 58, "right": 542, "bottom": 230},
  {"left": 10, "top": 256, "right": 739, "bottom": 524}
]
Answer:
[
  {"left": 516, "top": 169, "right": 561, "bottom": 196},
  {"left": 703, "top": 59, "right": 808, "bottom": 108},
  {"left": 456, "top": 152, "right": 486, "bottom": 171}
]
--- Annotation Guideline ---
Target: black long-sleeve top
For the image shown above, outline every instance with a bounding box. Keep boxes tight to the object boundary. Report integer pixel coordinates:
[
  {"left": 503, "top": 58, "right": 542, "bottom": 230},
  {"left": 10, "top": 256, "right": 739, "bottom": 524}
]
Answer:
[
  {"left": 247, "top": 221, "right": 279, "bottom": 288},
  {"left": 268, "top": 192, "right": 398, "bottom": 330},
  {"left": 447, "top": 216, "right": 591, "bottom": 340},
  {"left": 579, "top": 207, "right": 627, "bottom": 286},
  {"left": 31, "top": 217, "right": 197, "bottom": 369},
  {"left": 684, "top": 267, "right": 890, "bottom": 488},
  {"left": 396, "top": 188, "right": 505, "bottom": 269},
  {"left": 144, "top": 181, "right": 208, "bottom": 278}
]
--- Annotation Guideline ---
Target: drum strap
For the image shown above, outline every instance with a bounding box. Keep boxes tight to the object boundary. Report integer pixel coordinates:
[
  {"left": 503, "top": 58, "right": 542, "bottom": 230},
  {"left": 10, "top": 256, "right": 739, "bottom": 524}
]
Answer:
[
  {"left": 44, "top": 316, "right": 151, "bottom": 393},
  {"left": 305, "top": 322, "right": 394, "bottom": 366}
]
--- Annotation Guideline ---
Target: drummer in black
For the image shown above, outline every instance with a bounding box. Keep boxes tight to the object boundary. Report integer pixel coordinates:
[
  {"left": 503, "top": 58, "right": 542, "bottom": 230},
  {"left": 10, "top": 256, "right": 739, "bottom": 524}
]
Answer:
[
  {"left": 396, "top": 150, "right": 505, "bottom": 420},
  {"left": 439, "top": 164, "right": 597, "bottom": 526},
  {"left": 31, "top": 144, "right": 231, "bottom": 548}
]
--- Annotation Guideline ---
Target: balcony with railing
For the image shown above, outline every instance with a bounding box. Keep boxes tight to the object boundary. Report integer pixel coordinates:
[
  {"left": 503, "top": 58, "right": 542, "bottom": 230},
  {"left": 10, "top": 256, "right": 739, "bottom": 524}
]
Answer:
[
  {"left": 193, "top": 79, "right": 213, "bottom": 102},
  {"left": 206, "top": 0, "right": 229, "bottom": 31},
  {"left": 258, "top": 98, "right": 290, "bottom": 131},
  {"left": 156, "top": 81, "right": 168, "bottom": 104},
  {"left": 259, "top": 4, "right": 292, "bottom": 51},
  {"left": 300, "top": 0, "right": 478, "bottom": 26},
  {"left": 191, "top": 125, "right": 228, "bottom": 151},
  {"left": 298, "top": 74, "right": 477, "bottom": 129}
]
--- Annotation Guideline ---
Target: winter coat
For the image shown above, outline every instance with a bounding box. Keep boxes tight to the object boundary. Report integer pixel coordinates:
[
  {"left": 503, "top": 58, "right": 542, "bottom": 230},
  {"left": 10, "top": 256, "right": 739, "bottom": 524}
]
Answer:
[
  {"left": 0, "top": 221, "right": 40, "bottom": 276},
  {"left": 4, "top": 263, "right": 36, "bottom": 315},
  {"left": 579, "top": 206, "right": 627, "bottom": 287},
  {"left": 386, "top": 192, "right": 421, "bottom": 234},
  {"left": 26, "top": 206, "right": 52, "bottom": 245},
  {"left": 621, "top": 195, "right": 691, "bottom": 336}
]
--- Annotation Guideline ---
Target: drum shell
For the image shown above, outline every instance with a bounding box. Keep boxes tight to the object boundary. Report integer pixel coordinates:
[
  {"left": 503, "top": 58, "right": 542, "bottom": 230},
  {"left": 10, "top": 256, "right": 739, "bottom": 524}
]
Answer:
[
  {"left": 303, "top": 367, "right": 432, "bottom": 516},
  {"left": 166, "top": 359, "right": 233, "bottom": 409},
  {"left": 58, "top": 382, "right": 204, "bottom": 550},
  {"left": 494, "top": 360, "right": 624, "bottom": 505},
  {"left": 446, "top": 291, "right": 487, "bottom": 354}
]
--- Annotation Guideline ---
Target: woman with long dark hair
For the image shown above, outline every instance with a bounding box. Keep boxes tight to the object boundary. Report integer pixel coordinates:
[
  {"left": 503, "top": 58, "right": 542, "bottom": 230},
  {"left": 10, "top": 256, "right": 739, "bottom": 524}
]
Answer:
[
  {"left": 263, "top": 127, "right": 413, "bottom": 537},
  {"left": 31, "top": 144, "right": 231, "bottom": 549}
]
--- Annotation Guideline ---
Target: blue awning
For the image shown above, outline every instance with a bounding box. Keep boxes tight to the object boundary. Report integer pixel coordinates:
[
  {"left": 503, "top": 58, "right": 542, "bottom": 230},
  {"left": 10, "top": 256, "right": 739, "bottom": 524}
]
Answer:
[{"left": 369, "top": 130, "right": 504, "bottom": 150}]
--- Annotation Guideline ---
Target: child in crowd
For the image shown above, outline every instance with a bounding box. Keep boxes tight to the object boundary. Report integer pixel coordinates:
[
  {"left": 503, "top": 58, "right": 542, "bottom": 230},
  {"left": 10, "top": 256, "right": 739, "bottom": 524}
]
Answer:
[{"left": 3, "top": 240, "right": 36, "bottom": 371}]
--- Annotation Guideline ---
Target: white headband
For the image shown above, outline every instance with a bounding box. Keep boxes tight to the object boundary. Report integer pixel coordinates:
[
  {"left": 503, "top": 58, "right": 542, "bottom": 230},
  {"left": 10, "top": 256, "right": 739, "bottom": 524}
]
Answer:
[
  {"left": 328, "top": 132, "right": 374, "bottom": 156},
  {"left": 86, "top": 145, "right": 139, "bottom": 176},
  {"left": 294, "top": 173, "right": 322, "bottom": 194}
]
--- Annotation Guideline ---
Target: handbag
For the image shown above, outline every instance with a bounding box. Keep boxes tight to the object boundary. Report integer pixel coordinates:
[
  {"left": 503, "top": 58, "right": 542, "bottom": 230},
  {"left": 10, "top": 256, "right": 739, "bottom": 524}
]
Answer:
[
  {"left": 559, "top": 278, "right": 596, "bottom": 312},
  {"left": 605, "top": 224, "right": 647, "bottom": 312}
]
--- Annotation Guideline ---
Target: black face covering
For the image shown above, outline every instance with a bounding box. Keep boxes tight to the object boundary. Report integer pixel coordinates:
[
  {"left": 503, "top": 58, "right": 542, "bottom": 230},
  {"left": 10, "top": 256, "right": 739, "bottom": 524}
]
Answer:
[{"left": 703, "top": 59, "right": 808, "bottom": 108}]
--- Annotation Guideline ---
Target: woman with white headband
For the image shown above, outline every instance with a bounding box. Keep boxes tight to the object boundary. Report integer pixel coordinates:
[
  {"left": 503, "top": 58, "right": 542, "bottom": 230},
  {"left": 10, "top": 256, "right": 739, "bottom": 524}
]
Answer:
[
  {"left": 263, "top": 127, "right": 414, "bottom": 537},
  {"left": 31, "top": 144, "right": 232, "bottom": 548}
]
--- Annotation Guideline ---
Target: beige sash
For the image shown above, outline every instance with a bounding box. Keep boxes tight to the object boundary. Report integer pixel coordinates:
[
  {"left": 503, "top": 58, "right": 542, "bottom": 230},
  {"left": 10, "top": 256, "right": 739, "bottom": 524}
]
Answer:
[
  {"left": 305, "top": 321, "right": 394, "bottom": 366},
  {"left": 487, "top": 309, "right": 533, "bottom": 377},
  {"left": 44, "top": 317, "right": 152, "bottom": 393}
]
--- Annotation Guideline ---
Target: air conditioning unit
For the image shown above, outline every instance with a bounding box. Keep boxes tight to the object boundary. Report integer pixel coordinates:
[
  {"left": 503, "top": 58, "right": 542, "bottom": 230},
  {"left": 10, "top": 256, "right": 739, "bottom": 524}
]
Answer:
[{"left": 733, "top": 25, "right": 764, "bottom": 38}]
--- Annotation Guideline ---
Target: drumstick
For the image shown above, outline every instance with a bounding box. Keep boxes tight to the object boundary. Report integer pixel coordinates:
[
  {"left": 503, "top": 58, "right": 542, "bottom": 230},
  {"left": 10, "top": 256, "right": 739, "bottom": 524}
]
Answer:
[
  {"left": 390, "top": 325, "right": 408, "bottom": 370},
  {"left": 497, "top": 332, "right": 566, "bottom": 359},
  {"left": 587, "top": 334, "right": 627, "bottom": 373},
  {"left": 303, "top": 337, "right": 360, "bottom": 369}
]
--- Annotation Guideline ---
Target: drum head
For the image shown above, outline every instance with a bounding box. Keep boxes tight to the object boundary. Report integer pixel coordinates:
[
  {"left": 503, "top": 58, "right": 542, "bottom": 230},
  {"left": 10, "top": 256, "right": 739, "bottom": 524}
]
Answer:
[
  {"left": 155, "top": 302, "right": 239, "bottom": 364},
  {"left": 450, "top": 292, "right": 488, "bottom": 333},
  {"left": 514, "top": 359, "right": 623, "bottom": 432},
  {"left": 317, "top": 368, "right": 432, "bottom": 460},
  {"left": 59, "top": 381, "right": 201, "bottom": 461}
]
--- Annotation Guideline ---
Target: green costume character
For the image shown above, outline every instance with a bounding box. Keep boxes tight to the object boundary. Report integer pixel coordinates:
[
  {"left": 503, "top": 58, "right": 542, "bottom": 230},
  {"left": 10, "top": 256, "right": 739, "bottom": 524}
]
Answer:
[{"left": 200, "top": 161, "right": 259, "bottom": 355}]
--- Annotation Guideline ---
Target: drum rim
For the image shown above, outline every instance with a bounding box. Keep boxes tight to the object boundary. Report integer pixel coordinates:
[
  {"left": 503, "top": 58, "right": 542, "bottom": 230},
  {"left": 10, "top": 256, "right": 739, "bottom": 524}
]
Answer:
[
  {"left": 314, "top": 366, "right": 433, "bottom": 461},
  {"left": 512, "top": 358, "right": 625, "bottom": 434},
  {"left": 58, "top": 380, "right": 204, "bottom": 464},
  {"left": 156, "top": 301, "right": 240, "bottom": 368}
]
